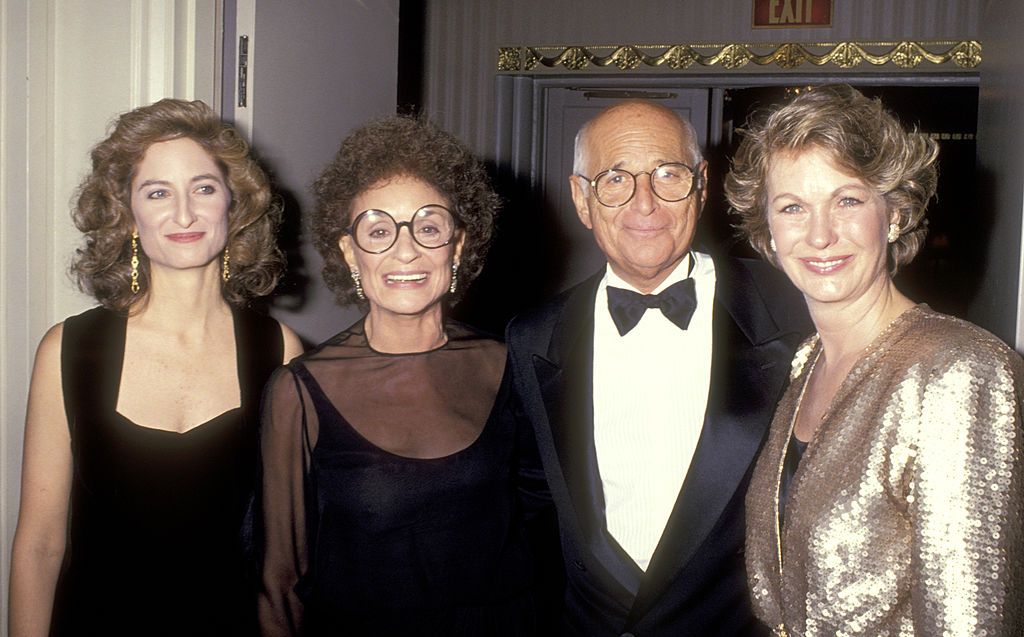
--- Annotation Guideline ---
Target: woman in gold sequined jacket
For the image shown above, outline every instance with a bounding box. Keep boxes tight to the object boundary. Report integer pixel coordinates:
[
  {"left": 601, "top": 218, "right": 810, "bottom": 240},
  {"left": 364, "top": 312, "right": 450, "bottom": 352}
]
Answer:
[{"left": 725, "top": 84, "right": 1023, "bottom": 637}]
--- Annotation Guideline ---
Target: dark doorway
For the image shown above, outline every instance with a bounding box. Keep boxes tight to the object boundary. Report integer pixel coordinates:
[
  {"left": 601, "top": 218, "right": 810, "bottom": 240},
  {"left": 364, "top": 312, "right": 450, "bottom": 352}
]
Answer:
[{"left": 473, "top": 77, "right": 981, "bottom": 333}]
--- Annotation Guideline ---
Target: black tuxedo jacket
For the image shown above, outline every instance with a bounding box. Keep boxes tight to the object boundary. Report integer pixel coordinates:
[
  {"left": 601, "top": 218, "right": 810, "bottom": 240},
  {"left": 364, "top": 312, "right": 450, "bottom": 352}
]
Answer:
[{"left": 504, "top": 255, "right": 810, "bottom": 637}]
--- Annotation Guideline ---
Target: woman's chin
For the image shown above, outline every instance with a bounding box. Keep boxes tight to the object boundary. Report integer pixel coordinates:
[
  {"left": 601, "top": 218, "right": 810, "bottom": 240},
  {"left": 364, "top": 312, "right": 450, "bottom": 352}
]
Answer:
[{"left": 367, "top": 294, "right": 446, "bottom": 319}]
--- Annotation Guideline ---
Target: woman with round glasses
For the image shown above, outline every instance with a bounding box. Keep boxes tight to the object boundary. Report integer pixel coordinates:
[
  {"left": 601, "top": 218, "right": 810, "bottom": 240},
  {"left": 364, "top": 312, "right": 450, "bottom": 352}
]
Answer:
[{"left": 259, "top": 116, "right": 553, "bottom": 635}]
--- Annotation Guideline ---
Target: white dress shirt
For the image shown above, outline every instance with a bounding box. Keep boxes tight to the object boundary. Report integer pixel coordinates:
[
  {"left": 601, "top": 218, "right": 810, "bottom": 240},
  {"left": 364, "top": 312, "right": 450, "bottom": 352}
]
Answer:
[{"left": 592, "top": 251, "right": 716, "bottom": 571}]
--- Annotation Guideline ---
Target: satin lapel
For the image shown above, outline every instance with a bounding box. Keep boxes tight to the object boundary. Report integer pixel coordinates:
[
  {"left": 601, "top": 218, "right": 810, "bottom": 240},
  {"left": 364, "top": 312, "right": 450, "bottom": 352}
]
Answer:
[
  {"left": 628, "top": 256, "right": 793, "bottom": 621},
  {"left": 530, "top": 272, "right": 644, "bottom": 600}
]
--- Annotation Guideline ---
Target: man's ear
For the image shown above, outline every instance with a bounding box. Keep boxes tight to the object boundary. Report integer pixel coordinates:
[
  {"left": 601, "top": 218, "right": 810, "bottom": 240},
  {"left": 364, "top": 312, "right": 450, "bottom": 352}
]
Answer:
[{"left": 570, "top": 175, "right": 594, "bottom": 230}]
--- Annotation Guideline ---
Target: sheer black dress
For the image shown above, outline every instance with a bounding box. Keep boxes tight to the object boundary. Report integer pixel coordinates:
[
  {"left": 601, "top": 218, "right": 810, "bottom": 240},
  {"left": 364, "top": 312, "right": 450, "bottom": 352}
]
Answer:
[
  {"left": 259, "top": 319, "right": 551, "bottom": 636},
  {"left": 51, "top": 306, "right": 283, "bottom": 636}
]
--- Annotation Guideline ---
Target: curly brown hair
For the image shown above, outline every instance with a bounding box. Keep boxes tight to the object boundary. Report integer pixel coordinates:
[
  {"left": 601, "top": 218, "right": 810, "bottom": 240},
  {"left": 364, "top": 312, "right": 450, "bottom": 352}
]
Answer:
[
  {"left": 70, "top": 98, "right": 283, "bottom": 310},
  {"left": 312, "top": 115, "right": 500, "bottom": 307},
  {"left": 725, "top": 84, "right": 938, "bottom": 273}
]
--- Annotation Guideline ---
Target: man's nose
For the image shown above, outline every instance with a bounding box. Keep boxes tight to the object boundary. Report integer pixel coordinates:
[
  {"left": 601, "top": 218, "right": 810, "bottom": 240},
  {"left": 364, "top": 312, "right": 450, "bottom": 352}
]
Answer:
[{"left": 629, "top": 173, "right": 657, "bottom": 215}]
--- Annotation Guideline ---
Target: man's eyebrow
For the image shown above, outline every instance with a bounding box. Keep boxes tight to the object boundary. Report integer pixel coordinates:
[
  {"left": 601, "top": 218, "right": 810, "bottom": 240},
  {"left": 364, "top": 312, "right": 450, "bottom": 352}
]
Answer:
[{"left": 607, "top": 159, "right": 675, "bottom": 171}]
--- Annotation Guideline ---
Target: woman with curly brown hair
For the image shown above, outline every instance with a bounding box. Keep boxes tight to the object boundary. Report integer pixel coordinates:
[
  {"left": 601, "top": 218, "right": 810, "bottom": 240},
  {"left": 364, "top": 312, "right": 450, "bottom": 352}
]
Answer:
[
  {"left": 259, "top": 116, "right": 554, "bottom": 635},
  {"left": 725, "top": 84, "right": 1023, "bottom": 636},
  {"left": 9, "top": 98, "right": 302, "bottom": 637}
]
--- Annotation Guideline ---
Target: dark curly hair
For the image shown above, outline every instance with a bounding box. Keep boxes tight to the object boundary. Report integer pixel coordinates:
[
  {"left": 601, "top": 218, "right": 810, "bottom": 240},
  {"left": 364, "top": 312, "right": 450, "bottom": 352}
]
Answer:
[
  {"left": 312, "top": 115, "right": 499, "bottom": 306},
  {"left": 70, "top": 98, "right": 283, "bottom": 310},
  {"left": 725, "top": 84, "right": 938, "bottom": 274}
]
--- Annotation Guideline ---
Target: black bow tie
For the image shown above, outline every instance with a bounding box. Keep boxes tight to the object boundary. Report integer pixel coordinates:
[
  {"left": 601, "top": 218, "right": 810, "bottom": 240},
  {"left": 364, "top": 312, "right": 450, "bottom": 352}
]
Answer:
[{"left": 607, "top": 278, "right": 697, "bottom": 336}]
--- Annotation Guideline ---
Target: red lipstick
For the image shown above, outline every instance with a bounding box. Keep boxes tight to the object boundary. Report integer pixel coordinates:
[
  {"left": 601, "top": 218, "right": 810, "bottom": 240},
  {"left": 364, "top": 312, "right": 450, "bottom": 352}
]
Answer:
[{"left": 165, "top": 232, "right": 205, "bottom": 243}]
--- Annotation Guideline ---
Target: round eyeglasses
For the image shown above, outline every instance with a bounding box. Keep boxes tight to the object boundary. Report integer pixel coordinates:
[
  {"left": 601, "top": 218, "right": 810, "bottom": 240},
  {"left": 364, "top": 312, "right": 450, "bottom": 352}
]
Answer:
[
  {"left": 578, "top": 162, "right": 701, "bottom": 208},
  {"left": 346, "top": 205, "right": 457, "bottom": 254}
]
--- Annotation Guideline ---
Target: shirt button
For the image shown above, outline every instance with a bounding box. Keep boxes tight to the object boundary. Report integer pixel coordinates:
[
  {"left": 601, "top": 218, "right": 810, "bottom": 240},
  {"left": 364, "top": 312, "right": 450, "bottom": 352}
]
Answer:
[{"left": 572, "top": 559, "right": 586, "bottom": 571}]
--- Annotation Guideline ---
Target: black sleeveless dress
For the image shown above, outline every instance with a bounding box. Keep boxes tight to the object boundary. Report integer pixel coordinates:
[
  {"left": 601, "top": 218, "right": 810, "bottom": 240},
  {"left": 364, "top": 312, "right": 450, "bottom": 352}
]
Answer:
[
  {"left": 51, "top": 306, "right": 283, "bottom": 637},
  {"left": 259, "top": 320, "right": 550, "bottom": 636}
]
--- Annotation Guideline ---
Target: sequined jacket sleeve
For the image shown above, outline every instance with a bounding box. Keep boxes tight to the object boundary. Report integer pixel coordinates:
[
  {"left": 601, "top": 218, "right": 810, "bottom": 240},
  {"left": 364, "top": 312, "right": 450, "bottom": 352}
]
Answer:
[{"left": 745, "top": 307, "right": 1024, "bottom": 637}]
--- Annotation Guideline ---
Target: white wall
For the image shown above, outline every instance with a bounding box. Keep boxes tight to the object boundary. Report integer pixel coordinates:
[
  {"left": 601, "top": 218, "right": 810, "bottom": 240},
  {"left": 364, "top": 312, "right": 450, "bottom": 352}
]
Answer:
[{"left": 0, "top": 1, "right": 219, "bottom": 630}]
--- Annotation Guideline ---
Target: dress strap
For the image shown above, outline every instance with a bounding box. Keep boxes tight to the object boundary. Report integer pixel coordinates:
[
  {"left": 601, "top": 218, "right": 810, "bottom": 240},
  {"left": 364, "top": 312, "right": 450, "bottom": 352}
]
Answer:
[
  {"left": 288, "top": 362, "right": 365, "bottom": 452},
  {"left": 289, "top": 362, "right": 330, "bottom": 405},
  {"left": 60, "top": 306, "right": 127, "bottom": 436},
  {"left": 233, "top": 307, "right": 284, "bottom": 425}
]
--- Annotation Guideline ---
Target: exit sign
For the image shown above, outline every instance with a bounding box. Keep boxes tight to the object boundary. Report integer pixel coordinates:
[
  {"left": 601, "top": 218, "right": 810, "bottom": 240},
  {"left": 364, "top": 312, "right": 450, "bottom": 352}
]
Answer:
[{"left": 753, "top": 0, "right": 832, "bottom": 27}]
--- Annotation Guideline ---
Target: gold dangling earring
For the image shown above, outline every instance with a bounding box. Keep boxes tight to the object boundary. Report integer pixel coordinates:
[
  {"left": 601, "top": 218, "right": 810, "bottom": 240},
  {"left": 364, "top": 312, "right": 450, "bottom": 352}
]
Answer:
[
  {"left": 130, "top": 232, "right": 140, "bottom": 294},
  {"left": 887, "top": 222, "right": 900, "bottom": 244},
  {"left": 352, "top": 269, "right": 365, "bottom": 300},
  {"left": 222, "top": 246, "right": 231, "bottom": 282},
  {"left": 449, "top": 262, "right": 459, "bottom": 295}
]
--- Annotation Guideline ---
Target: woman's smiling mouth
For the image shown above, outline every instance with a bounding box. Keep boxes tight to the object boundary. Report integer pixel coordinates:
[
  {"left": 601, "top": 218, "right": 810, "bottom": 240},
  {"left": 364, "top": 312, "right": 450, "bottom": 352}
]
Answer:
[
  {"left": 385, "top": 272, "right": 428, "bottom": 283},
  {"left": 165, "top": 232, "right": 205, "bottom": 243},
  {"left": 800, "top": 255, "right": 852, "bottom": 274}
]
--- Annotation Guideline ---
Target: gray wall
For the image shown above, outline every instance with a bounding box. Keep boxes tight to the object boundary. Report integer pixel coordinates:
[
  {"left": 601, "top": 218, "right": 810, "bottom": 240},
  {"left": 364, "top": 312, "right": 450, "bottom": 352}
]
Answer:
[
  {"left": 975, "top": 0, "right": 1024, "bottom": 347},
  {"left": 241, "top": 2, "right": 400, "bottom": 343},
  {"left": 421, "top": 0, "right": 982, "bottom": 160}
]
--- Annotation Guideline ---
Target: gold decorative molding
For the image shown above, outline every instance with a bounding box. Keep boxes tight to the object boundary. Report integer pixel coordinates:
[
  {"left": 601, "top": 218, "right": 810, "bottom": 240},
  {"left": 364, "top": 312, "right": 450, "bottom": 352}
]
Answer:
[{"left": 497, "top": 41, "right": 981, "bottom": 73}]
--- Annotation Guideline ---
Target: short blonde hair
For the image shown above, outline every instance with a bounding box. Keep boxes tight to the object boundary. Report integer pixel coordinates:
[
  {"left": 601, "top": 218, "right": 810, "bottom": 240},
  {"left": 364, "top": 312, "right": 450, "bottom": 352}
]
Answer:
[{"left": 725, "top": 84, "right": 938, "bottom": 273}]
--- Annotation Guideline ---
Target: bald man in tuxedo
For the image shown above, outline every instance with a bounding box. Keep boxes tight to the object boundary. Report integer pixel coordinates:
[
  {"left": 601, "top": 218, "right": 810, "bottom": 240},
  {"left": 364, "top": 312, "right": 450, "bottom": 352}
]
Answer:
[{"left": 503, "top": 100, "right": 810, "bottom": 636}]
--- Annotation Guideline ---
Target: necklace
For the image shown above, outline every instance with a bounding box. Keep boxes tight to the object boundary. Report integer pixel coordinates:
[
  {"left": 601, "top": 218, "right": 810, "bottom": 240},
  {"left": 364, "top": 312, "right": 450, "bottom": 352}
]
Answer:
[{"left": 772, "top": 343, "right": 822, "bottom": 637}]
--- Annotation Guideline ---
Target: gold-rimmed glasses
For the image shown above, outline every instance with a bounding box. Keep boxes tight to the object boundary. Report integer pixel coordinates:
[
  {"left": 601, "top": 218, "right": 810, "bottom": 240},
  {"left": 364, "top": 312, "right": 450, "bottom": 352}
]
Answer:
[{"left": 577, "top": 162, "right": 701, "bottom": 208}]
